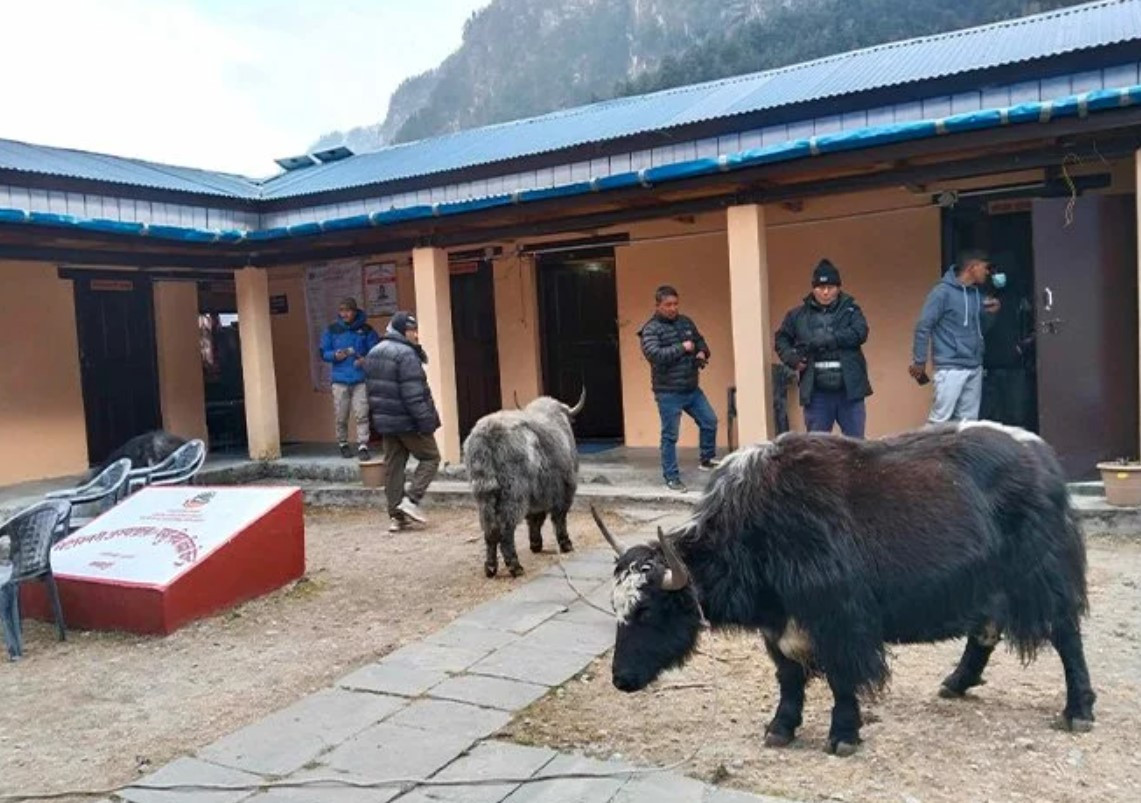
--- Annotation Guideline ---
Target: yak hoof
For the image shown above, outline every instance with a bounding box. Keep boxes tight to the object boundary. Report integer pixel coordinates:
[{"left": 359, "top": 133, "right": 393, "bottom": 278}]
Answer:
[
  {"left": 829, "top": 740, "right": 859, "bottom": 758},
  {"left": 507, "top": 562, "right": 525, "bottom": 578},
  {"left": 484, "top": 563, "right": 498, "bottom": 578},
  {"left": 1057, "top": 714, "right": 1095, "bottom": 733},
  {"left": 763, "top": 730, "right": 794, "bottom": 748},
  {"left": 558, "top": 539, "right": 574, "bottom": 554},
  {"left": 938, "top": 684, "right": 965, "bottom": 699},
  {"left": 529, "top": 540, "right": 544, "bottom": 554}
]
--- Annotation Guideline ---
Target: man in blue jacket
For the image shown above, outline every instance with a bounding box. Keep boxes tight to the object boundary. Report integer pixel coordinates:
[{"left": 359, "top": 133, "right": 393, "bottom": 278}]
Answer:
[
  {"left": 910, "top": 250, "right": 1000, "bottom": 423},
  {"left": 320, "top": 297, "right": 380, "bottom": 459}
]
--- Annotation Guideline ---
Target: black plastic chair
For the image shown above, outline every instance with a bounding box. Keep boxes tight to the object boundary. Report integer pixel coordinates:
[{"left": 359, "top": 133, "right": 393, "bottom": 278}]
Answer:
[
  {"left": 45, "top": 458, "right": 131, "bottom": 538},
  {"left": 0, "top": 500, "right": 72, "bottom": 660}
]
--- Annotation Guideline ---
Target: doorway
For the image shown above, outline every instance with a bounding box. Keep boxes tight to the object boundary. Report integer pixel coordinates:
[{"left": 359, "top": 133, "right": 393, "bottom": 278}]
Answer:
[
  {"left": 536, "top": 248, "right": 624, "bottom": 442},
  {"left": 72, "top": 274, "right": 162, "bottom": 465},
  {"left": 450, "top": 258, "right": 503, "bottom": 440}
]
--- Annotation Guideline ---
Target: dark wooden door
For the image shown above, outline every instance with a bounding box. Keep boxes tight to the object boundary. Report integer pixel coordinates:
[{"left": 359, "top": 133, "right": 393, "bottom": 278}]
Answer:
[
  {"left": 73, "top": 275, "right": 162, "bottom": 465},
  {"left": 1032, "top": 195, "right": 1138, "bottom": 480},
  {"left": 450, "top": 260, "right": 502, "bottom": 440},
  {"left": 536, "top": 252, "right": 624, "bottom": 440}
]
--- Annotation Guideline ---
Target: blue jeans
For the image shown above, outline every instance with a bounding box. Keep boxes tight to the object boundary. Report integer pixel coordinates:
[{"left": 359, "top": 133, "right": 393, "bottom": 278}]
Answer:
[
  {"left": 656, "top": 389, "right": 718, "bottom": 481},
  {"left": 804, "top": 390, "right": 866, "bottom": 438}
]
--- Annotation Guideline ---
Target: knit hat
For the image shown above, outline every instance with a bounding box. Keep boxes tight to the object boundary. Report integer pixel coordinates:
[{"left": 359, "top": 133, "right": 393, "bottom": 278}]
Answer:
[
  {"left": 811, "top": 259, "right": 841, "bottom": 287},
  {"left": 338, "top": 297, "right": 359, "bottom": 311},
  {"left": 389, "top": 311, "right": 418, "bottom": 335}
]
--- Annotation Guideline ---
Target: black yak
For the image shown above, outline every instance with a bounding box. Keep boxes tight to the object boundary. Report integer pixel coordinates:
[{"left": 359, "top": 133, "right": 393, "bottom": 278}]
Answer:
[
  {"left": 591, "top": 421, "right": 1095, "bottom": 756},
  {"left": 463, "top": 390, "right": 585, "bottom": 578}
]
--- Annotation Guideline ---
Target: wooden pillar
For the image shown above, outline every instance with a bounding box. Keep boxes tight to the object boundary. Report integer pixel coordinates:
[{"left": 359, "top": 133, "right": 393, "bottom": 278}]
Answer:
[
  {"left": 493, "top": 252, "right": 542, "bottom": 405},
  {"left": 726, "top": 204, "right": 774, "bottom": 445},
  {"left": 234, "top": 267, "right": 281, "bottom": 461},
  {"left": 1136, "top": 148, "right": 1141, "bottom": 457},
  {"left": 412, "top": 247, "right": 461, "bottom": 464},
  {"left": 153, "top": 281, "right": 207, "bottom": 441}
]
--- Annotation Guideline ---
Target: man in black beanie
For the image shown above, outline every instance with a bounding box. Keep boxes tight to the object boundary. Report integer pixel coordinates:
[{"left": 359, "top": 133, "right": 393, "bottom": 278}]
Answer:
[
  {"left": 364, "top": 311, "right": 441, "bottom": 532},
  {"left": 774, "top": 259, "right": 873, "bottom": 437}
]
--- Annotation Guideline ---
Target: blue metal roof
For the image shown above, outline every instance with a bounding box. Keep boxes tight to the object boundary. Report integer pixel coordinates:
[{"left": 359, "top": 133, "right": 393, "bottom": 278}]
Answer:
[
  {"left": 0, "top": 138, "right": 262, "bottom": 199},
  {"left": 0, "top": 0, "right": 1138, "bottom": 204},
  {"left": 258, "top": 0, "right": 1141, "bottom": 200}
]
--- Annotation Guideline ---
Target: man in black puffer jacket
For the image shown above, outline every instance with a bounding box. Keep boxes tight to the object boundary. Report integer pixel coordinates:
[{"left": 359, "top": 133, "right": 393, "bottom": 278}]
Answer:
[
  {"left": 638, "top": 285, "right": 719, "bottom": 493},
  {"left": 364, "top": 311, "right": 441, "bottom": 532},
  {"left": 774, "top": 259, "right": 872, "bottom": 437}
]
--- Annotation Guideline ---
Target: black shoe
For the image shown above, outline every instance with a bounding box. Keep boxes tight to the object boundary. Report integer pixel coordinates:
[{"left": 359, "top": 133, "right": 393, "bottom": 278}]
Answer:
[
  {"left": 698, "top": 457, "right": 721, "bottom": 471},
  {"left": 339, "top": 443, "right": 352, "bottom": 458},
  {"left": 666, "top": 479, "right": 688, "bottom": 493},
  {"left": 358, "top": 446, "right": 371, "bottom": 461}
]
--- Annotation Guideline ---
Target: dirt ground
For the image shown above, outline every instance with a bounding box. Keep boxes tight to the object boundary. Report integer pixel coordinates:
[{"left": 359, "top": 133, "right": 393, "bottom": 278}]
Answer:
[
  {"left": 504, "top": 535, "right": 1141, "bottom": 803},
  {"left": 0, "top": 506, "right": 629, "bottom": 800}
]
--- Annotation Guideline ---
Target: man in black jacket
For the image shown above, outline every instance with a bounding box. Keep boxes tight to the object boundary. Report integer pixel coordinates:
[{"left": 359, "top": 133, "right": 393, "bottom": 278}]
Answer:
[
  {"left": 364, "top": 311, "right": 442, "bottom": 532},
  {"left": 638, "top": 285, "right": 719, "bottom": 493},
  {"left": 774, "top": 260, "right": 872, "bottom": 438}
]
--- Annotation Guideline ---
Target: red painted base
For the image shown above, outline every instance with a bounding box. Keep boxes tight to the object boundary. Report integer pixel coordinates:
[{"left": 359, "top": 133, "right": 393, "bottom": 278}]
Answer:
[{"left": 22, "top": 489, "right": 305, "bottom": 635}]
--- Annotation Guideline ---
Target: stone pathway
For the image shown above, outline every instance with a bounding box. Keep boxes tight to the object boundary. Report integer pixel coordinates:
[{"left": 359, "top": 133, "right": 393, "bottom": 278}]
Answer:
[{"left": 112, "top": 530, "right": 794, "bottom": 803}]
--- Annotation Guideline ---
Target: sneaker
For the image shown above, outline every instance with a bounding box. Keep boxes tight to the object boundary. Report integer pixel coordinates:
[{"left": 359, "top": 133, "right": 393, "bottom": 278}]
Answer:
[
  {"left": 666, "top": 479, "right": 688, "bottom": 493},
  {"left": 388, "top": 514, "right": 408, "bottom": 533},
  {"left": 397, "top": 496, "right": 428, "bottom": 523},
  {"left": 698, "top": 458, "right": 721, "bottom": 471},
  {"left": 339, "top": 443, "right": 352, "bottom": 459},
  {"left": 358, "top": 446, "right": 371, "bottom": 461}
]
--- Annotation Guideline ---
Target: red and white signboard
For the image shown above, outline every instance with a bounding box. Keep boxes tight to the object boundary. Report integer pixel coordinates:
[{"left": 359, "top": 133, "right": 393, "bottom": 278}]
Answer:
[{"left": 22, "top": 486, "right": 305, "bottom": 635}]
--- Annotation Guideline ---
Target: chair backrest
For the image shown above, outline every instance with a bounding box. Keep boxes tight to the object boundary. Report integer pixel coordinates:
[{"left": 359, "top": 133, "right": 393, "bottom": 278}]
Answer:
[
  {"left": 0, "top": 500, "right": 71, "bottom": 582},
  {"left": 150, "top": 439, "right": 207, "bottom": 486},
  {"left": 93, "top": 458, "right": 132, "bottom": 498}
]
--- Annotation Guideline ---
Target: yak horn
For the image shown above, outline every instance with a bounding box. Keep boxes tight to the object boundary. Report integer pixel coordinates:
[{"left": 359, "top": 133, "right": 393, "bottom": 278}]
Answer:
[
  {"left": 590, "top": 505, "right": 627, "bottom": 555},
  {"left": 658, "top": 526, "right": 690, "bottom": 591},
  {"left": 512, "top": 391, "right": 522, "bottom": 410},
  {"left": 567, "top": 387, "right": 586, "bottom": 417}
]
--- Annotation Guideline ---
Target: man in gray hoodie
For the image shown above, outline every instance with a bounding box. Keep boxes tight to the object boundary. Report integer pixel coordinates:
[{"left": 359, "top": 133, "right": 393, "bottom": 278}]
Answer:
[{"left": 910, "top": 249, "right": 1000, "bottom": 423}]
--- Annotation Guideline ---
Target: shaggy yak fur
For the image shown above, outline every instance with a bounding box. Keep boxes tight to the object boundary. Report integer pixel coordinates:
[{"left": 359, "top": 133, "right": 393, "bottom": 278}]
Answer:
[
  {"left": 592, "top": 421, "right": 1095, "bottom": 756},
  {"left": 93, "top": 430, "right": 187, "bottom": 478},
  {"left": 463, "top": 392, "right": 584, "bottom": 578}
]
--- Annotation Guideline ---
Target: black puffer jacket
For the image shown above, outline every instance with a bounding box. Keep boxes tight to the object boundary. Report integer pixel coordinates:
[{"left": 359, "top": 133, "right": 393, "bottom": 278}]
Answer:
[
  {"left": 774, "top": 292, "right": 872, "bottom": 406},
  {"left": 638, "top": 313, "right": 710, "bottom": 394},
  {"left": 364, "top": 334, "right": 441, "bottom": 434}
]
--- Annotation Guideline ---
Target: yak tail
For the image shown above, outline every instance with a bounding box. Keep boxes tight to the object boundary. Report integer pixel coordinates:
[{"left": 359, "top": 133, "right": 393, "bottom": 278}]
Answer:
[{"left": 462, "top": 425, "right": 502, "bottom": 496}]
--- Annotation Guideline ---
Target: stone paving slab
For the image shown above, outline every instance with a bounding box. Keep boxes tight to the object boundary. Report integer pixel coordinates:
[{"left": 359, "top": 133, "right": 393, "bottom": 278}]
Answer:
[
  {"left": 611, "top": 770, "right": 709, "bottom": 803},
  {"left": 499, "top": 754, "right": 632, "bottom": 802},
  {"left": 120, "top": 757, "right": 262, "bottom": 803},
  {"left": 336, "top": 661, "right": 448, "bottom": 698},
  {"left": 254, "top": 769, "right": 403, "bottom": 803},
  {"left": 395, "top": 741, "right": 559, "bottom": 803},
  {"left": 387, "top": 698, "right": 514, "bottom": 740},
  {"left": 512, "top": 617, "right": 615, "bottom": 657},
  {"left": 198, "top": 688, "right": 405, "bottom": 776},
  {"left": 320, "top": 722, "right": 476, "bottom": 782},
  {"left": 380, "top": 641, "right": 492, "bottom": 673},
  {"left": 500, "top": 575, "right": 598, "bottom": 605},
  {"left": 423, "top": 621, "right": 521, "bottom": 653},
  {"left": 468, "top": 640, "right": 593, "bottom": 687},
  {"left": 458, "top": 597, "right": 570, "bottom": 635},
  {"left": 427, "top": 673, "right": 551, "bottom": 711}
]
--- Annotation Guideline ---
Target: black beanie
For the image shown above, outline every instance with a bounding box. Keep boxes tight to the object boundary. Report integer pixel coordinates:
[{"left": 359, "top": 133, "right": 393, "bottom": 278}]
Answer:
[
  {"left": 389, "top": 311, "right": 418, "bottom": 335},
  {"left": 812, "top": 259, "right": 841, "bottom": 287}
]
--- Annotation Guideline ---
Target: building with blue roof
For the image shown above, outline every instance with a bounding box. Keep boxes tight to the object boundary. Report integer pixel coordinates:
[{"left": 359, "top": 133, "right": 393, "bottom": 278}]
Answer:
[{"left": 1, "top": 0, "right": 1139, "bottom": 485}]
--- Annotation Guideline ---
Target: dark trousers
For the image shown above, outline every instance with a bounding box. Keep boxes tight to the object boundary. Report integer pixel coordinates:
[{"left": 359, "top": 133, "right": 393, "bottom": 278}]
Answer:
[
  {"left": 981, "top": 367, "right": 1028, "bottom": 427},
  {"left": 382, "top": 433, "right": 441, "bottom": 516},
  {"left": 804, "top": 390, "right": 866, "bottom": 438}
]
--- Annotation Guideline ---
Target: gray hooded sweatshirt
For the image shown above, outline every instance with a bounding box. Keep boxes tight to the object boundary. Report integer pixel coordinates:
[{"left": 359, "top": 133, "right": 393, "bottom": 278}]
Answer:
[{"left": 912, "top": 269, "right": 995, "bottom": 370}]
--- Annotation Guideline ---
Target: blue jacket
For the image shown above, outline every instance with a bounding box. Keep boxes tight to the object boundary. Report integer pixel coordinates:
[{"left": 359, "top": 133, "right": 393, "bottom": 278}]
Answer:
[
  {"left": 319, "top": 311, "right": 380, "bottom": 385},
  {"left": 912, "top": 269, "right": 996, "bottom": 370}
]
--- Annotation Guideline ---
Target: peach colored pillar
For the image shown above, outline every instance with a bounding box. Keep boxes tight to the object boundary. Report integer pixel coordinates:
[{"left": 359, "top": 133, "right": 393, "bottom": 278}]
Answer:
[
  {"left": 493, "top": 252, "right": 542, "bottom": 406},
  {"left": 727, "top": 204, "right": 774, "bottom": 445},
  {"left": 412, "top": 247, "right": 461, "bottom": 464},
  {"left": 1137, "top": 148, "right": 1141, "bottom": 457},
  {"left": 153, "top": 281, "right": 208, "bottom": 442},
  {"left": 235, "top": 267, "right": 281, "bottom": 461}
]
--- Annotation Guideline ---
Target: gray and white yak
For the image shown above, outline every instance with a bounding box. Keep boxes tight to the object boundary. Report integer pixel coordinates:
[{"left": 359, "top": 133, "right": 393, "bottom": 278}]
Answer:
[
  {"left": 92, "top": 430, "right": 187, "bottom": 479},
  {"left": 463, "top": 390, "right": 585, "bottom": 578},
  {"left": 591, "top": 421, "right": 1096, "bottom": 756}
]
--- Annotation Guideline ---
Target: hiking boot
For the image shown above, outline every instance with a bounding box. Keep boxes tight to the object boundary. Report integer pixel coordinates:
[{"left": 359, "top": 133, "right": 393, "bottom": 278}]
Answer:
[
  {"left": 666, "top": 479, "right": 688, "bottom": 493},
  {"left": 698, "top": 457, "right": 721, "bottom": 471},
  {"left": 397, "top": 497, "right": 428, "bottom": 523},
  {"left": 339, "top": 443, "right": 352, "bottom": 458},
  {"left": 358, "top": 446, "right": 371, "bottom": 461}
]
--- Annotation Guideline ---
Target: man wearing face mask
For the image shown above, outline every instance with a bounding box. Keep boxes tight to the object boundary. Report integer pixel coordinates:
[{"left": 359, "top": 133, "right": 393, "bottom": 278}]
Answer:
[
  {"left": 775, "top": 259, "right": 872, "bottom": 437},
  {"left": 910, "top": 249, "right": 1000, "bottom": 423}
]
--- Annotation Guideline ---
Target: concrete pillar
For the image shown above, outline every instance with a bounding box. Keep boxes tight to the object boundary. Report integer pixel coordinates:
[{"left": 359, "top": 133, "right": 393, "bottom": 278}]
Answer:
[
  {"left": 153, "top": 281, "right": 208, "bottom": 442},
  {"left": 1137, "top": 148, "right": 1141, "bottom": 457},
  {"left": 412, "top": 247, "right": 461, "bottom": 464},
  {"left": 493, "top": 252, "right": 542, "bottom": 405},
  {"left": 726, "top": 204, "right": 774, "bottom": 445},
  {"left": 234, "top": 267, "right": 281, "bottom": 461}
]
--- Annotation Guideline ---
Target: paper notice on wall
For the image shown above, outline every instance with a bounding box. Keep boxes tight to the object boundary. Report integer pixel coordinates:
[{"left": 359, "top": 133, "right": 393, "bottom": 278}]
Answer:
[
  {"left": 364, "top": 262, "right": 399, "bottom": 317},
  {"left": 304, "top": 260, "right": 364, "bottom": 391}
]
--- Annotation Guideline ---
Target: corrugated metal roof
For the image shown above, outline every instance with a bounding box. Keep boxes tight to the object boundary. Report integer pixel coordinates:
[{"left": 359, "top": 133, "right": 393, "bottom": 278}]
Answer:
[
  {"left": 261, "top": 0, "right": 1141, "bottom": 200},
  {"left": 0, "top": 138, "right": 262, "bottom": 199}
]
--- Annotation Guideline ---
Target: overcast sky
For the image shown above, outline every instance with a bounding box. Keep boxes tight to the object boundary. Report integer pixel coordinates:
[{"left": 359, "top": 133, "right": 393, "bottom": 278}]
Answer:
[{"left": 0, "top": 0, "right": 489, "bottom": 178}]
